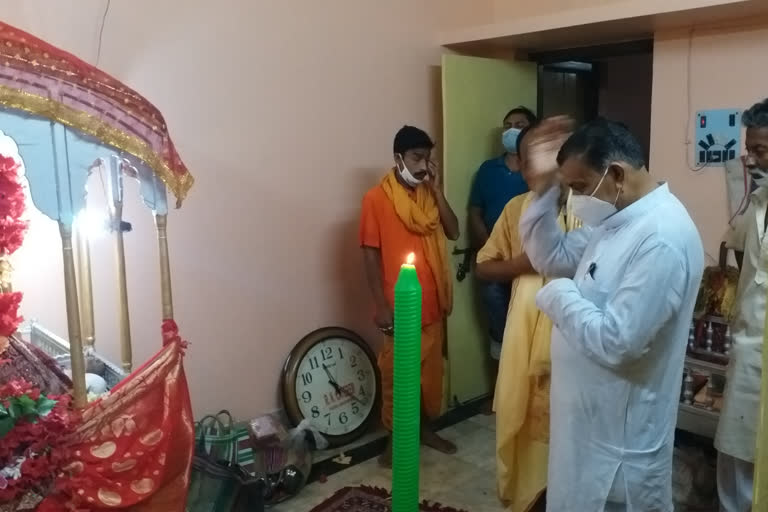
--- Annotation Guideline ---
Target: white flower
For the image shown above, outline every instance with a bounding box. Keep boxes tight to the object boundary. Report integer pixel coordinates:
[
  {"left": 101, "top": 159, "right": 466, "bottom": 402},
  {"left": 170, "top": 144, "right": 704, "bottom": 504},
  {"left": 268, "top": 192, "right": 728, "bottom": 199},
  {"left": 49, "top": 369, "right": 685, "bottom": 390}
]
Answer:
[{"left": 0, "top": 456, "right": 26, "bottom": 480}]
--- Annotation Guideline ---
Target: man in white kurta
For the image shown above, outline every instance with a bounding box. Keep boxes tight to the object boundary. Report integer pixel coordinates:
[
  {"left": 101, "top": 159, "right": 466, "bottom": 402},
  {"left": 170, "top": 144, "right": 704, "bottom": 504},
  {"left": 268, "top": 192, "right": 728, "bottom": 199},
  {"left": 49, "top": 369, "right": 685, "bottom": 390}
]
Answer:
[
  {"left": 520, "top": 118, "right": 705, "bottom": 511},
  {"left": 715, "top": 97, "right": 768, "bottom": 511}
]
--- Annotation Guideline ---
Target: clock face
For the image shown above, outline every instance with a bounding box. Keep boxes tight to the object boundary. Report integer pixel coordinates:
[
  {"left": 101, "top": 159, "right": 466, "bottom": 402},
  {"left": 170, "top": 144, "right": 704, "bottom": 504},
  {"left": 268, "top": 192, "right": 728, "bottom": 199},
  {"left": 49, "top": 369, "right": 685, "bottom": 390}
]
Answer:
[{"left": 294, "top": 336, "right": 377, "bottom": 437}]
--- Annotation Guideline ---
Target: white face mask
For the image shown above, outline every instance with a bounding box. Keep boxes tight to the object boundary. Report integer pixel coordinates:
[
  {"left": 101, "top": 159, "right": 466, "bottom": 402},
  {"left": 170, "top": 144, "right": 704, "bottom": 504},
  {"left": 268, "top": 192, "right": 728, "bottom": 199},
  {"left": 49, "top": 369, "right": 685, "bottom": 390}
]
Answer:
[
  {"left": 569, "top": 167, "right": 620, "bottom": 227},
  {"left": 750, "top": 168, "right": 768, "bottom": 188},
  {"left": 397, "top": 154, "right": 425, "bottom": 187}
]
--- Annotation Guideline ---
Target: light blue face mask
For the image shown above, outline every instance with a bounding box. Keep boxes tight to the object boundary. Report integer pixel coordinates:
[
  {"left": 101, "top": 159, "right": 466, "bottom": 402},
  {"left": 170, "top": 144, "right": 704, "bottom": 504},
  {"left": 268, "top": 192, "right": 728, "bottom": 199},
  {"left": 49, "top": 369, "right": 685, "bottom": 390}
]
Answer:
[{"left": 502, "top": 127, "right": 522, "bottom": 154}]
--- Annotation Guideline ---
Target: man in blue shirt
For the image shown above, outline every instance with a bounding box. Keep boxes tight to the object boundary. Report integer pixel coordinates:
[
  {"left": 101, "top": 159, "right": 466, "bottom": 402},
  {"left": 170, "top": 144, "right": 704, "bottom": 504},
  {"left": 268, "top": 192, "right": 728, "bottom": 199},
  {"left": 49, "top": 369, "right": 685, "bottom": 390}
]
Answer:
[
  {"left": 469, "top": 107, "right": 537, "bottom": 245},
  {"left": 469, "top": 106, "right": 536, "bottom": 409}
]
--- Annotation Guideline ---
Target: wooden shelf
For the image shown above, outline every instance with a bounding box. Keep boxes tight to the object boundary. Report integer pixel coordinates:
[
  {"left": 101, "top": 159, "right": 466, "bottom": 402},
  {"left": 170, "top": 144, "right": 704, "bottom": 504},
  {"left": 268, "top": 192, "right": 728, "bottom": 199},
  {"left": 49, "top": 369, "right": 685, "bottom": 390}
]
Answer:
[
  {"left": 678, "top": 403, "right": 720, "bottom": 439},
  {"left": 678, "top": 353, "right": 727, "bottom": 439},
  {"left": 685, "top": 355, "right": 728, "bottom": 376}
]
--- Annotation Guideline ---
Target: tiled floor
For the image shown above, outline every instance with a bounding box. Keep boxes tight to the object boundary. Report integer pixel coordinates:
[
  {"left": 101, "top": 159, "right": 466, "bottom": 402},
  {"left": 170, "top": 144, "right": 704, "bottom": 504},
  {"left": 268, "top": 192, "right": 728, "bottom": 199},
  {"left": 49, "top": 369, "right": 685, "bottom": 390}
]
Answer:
[{"left": 272, "top": 414, "right": 504, "bottom": 512}]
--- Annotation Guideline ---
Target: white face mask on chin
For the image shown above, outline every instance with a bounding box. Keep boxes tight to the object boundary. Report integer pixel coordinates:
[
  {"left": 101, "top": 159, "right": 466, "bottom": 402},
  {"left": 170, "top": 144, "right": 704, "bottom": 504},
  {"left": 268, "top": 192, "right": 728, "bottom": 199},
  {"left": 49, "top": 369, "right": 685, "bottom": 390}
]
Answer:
[
  {"left": 397, "top": 155, "right": 425, "bottom": 187},
  {"left": 570, "top": 167, "right": 620, "bottom": 227},
  {"left": 750, "top": 168, "right": 768, "bottom": 188}
]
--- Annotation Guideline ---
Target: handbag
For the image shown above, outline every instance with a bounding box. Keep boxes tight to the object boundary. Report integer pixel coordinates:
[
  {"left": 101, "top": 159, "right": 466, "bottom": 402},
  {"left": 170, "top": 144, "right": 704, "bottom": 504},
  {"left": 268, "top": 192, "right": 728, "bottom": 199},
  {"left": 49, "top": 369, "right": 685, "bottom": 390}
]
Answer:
[
  {"left": 194, "top": 410, "right": 260, "bottom": 475},
  {"left": 187, "top": 413, "right": 264, "bottom": 512}
]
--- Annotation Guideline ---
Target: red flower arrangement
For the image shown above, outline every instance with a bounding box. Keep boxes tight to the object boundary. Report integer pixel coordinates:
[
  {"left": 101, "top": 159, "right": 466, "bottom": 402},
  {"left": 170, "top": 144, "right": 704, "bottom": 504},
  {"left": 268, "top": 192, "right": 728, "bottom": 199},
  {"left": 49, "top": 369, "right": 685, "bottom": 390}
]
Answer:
[
  {"left": 0, "top": 380, "right": 73, "bottom": 502},
  {"left": 0, "top": 152, "right": 26, "bottom": 339},
  {"left": 0, "top": 154, "right": 28, "bottom": 257},
  {"left": 0, "top": 148, "right": 74, "bottom": 504},
  {"left": 0, "top": 291, "right": 23, "bottom": 338}
]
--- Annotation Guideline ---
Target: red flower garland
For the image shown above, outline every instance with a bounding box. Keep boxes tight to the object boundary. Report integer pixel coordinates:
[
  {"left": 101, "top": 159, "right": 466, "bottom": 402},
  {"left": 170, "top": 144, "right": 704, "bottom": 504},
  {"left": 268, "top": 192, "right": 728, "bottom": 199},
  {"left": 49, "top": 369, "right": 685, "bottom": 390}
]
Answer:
[
  {"left": 0, "top": 380, "right": 73, "bottom": 502},
  {"left": 0, "top": 152, "right": 27, "bottom": 340},
  {"left": 0, "top": 154, "right": 28, "bottom": 257},
  {"left": 0, "top": 149, "right": 73, "bottom": 503},
  {"left": 0, "top": 291, "right": 23, "bottom": 337}
]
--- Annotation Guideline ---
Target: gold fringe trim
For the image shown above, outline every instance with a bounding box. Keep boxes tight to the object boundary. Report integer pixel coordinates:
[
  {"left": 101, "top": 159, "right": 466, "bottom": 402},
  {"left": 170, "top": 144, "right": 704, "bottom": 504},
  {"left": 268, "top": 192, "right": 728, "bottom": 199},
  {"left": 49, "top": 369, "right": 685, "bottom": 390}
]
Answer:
[{"left": 0, "top": 85, "right": 193, "bottom": 205}]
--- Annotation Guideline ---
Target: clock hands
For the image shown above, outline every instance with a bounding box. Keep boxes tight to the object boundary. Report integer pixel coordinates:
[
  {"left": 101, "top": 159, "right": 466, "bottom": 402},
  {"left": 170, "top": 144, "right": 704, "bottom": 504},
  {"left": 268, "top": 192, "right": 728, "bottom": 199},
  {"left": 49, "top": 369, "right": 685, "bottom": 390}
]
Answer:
[
  {"left": 322, "top": 363, "right": 367, "bottom": 406},
  {"left": 323, "top": 363, "right": 342, "bottom": 393}
]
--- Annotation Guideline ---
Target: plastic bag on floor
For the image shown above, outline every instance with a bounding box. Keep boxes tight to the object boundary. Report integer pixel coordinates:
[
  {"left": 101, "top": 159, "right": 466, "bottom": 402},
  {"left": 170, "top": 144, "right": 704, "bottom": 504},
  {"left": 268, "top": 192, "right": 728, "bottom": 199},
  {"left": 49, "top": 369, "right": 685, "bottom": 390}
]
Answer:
[{"left": 249, "top": 415, "right": 328, "bottom": 504}]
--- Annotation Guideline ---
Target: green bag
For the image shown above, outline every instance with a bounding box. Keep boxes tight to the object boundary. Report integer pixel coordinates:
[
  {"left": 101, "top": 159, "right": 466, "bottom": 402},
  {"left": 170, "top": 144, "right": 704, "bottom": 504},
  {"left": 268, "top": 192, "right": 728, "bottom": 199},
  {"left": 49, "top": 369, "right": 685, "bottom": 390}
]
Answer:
[
  {"left": 193, "top": 410, "right": 257, "bottom": 475},
  {"left": 187, "top": 413, "right": 264, "bottom": 512}
]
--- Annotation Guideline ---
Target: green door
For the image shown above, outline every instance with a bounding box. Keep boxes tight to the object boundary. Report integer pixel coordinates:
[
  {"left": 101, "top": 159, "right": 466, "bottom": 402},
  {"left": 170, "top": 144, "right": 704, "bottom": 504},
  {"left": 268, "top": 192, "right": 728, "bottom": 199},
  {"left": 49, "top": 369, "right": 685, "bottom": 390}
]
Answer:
[{"left": 442, "top": 54, "right": 537, "bottom": 406}]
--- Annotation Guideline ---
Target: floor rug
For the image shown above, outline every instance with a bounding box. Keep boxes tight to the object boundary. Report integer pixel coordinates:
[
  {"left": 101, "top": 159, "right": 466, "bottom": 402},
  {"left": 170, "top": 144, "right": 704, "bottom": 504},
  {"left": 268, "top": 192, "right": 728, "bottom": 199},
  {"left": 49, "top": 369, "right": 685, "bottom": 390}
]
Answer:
[{"left": 309, "top": 485, "right": 468, "bottom": 512}]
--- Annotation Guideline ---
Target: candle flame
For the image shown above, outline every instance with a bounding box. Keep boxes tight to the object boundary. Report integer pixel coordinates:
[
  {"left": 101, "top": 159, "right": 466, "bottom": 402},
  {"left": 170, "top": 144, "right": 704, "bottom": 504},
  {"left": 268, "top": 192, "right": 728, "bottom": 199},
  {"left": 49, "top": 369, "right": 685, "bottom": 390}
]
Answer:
[{"left": 406, "top": 252, "right": 415, "bottom": 265}]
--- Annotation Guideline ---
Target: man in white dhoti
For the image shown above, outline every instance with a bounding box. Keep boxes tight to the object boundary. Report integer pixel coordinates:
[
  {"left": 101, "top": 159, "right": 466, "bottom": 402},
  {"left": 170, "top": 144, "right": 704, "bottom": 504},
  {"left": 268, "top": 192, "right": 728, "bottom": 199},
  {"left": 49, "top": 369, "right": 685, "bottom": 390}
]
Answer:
[
  {"left": 716, "top": 97, "right": 768, "bottom": 511},
  {"left": 520, "top": 118, "right": 705, "bottom": 511}
]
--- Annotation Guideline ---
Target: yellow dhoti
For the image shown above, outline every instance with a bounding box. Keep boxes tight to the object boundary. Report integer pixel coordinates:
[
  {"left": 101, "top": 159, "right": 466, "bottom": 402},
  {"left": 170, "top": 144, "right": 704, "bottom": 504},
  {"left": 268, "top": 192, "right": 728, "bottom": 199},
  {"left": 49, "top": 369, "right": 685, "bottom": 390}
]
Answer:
[
  {"left": 493, "top": 273, "right": 552, "bottom": 511},
  {"left": 478, "top": 192, "right": 579, "bottom": 511}
]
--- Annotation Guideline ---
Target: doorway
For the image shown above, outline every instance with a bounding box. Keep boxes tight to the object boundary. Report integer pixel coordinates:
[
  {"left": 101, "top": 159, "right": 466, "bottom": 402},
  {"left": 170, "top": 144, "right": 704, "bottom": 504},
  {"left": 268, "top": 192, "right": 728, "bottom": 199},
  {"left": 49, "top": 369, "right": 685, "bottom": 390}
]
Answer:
[
  {"left": 440, "top": 40, "right": 655, "bottom": 408},
  {"left": 532, "top": 39, "right": 654, "bottom": 164},
  {"left": 538, "top": 61, "right": 599, "bottom": 126}
]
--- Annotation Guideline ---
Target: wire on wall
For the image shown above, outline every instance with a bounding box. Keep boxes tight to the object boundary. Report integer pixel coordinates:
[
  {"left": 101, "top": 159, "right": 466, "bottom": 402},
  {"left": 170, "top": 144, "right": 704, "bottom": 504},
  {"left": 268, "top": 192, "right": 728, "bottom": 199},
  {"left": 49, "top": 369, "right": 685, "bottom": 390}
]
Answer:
[
  {"left": 683, "top": 27, "right": 721, "bottom": 266},
  {"left": 95, "top": 0, "right": 112, "bottom": 67},
  {"left": 684, "top": 27, "right": 707, "bottom": 173}
]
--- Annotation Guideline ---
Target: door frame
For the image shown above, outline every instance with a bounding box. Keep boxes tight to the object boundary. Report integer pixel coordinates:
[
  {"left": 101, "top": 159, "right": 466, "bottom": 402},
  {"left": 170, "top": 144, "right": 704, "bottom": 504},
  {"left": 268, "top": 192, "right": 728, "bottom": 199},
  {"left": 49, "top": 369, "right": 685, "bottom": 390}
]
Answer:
[
  {"left": 530, "top": 38, "right": 654, "bottom": 122},
  {"left": 441, "top": 54, "right": 537, "bottom": 407},
  {"left": 529, "top": 39, "right": 653, "bottom": 64},
  {"left": 536, "top": 63, "right": 600, "bottom": 122}
]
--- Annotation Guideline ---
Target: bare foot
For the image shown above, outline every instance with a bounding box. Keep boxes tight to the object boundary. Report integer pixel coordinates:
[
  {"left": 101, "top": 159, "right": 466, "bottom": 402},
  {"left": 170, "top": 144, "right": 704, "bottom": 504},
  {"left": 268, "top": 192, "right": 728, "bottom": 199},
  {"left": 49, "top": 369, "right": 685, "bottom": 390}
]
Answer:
[
  {"left": 481, "top": 398, "right": 494, "bottom": 416},
  {"left": 421, "top": 428, "right": 457, "bottom": 455},
  {"left": 378, "top": 439, "right": 392, "bottom": 468}
]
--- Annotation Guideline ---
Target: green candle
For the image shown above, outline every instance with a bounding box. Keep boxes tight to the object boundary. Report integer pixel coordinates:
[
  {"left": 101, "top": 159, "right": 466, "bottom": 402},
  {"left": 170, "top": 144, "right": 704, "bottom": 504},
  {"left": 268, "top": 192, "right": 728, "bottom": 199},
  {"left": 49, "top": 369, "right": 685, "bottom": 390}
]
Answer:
[{"left": 392, "top": 252, "right": 421, "bottom": 512}]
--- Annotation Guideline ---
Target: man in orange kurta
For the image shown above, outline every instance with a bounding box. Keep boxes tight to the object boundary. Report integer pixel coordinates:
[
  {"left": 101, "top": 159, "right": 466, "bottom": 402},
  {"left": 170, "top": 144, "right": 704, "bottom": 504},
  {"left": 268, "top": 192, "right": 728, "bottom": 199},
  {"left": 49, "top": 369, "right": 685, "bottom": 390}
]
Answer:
[{"left": 359, "top": 125, "right": 460, "bottom": 467}]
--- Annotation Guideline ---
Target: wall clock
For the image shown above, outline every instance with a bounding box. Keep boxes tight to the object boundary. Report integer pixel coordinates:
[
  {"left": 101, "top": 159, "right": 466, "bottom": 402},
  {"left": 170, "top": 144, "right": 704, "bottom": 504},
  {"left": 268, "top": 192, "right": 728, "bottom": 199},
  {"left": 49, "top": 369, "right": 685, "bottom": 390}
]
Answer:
[{"left": 281, "top": 327, "right": 380, "bottom": 448}]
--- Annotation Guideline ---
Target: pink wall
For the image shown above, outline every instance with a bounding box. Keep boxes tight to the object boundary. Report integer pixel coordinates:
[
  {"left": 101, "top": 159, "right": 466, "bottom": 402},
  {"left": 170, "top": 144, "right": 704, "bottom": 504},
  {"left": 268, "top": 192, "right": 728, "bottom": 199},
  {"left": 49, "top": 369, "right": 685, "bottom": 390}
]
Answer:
[
  {"left": 2, "top": 1, "right": 445, "bottom": 419},
  {"left": 437, "top": 0, "right": 493, "bottom": 31},
  {"left": 493, "top": 0, "right": 626, "bottom": 19},
  {"left": 442, "top": 0, "right": 652, "bottom": 27},
  {"left": 650, "top": 24, "right": 768, "bottom": 262},
  {"left": 5, "top": 1, "right": 767, "bottom": 422}
]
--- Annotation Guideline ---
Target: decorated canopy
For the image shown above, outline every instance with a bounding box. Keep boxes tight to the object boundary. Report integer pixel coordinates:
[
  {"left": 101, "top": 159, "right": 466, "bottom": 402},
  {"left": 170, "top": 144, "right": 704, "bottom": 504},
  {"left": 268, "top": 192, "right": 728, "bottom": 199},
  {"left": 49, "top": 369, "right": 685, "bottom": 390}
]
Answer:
[
  {"left": 0, "top": 21, "right": 193, "bottom": 205},
  {"left": 0, "top": 20, "right": 195, "bottom": 511}
]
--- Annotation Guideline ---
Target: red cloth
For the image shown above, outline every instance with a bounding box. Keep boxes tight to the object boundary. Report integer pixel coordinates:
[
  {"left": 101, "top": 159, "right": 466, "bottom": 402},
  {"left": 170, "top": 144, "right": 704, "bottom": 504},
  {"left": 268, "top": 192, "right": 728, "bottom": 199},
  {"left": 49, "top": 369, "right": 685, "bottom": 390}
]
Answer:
[{"left": 38, "top": 331, "right": 194, "bottom": 511}]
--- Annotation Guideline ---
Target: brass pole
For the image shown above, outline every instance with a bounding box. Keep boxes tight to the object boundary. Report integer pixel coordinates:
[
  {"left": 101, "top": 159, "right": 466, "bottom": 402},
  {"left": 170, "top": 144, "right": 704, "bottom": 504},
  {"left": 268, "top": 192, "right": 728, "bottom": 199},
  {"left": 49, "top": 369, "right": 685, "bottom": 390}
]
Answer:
[
  {"left": 59, "top": 222, "right": 87, "bottom": 408},
  {"left": 112, "top": 200, "right": 132, "bottom": 373},
  {"left": 155, "top": 213, "right": 174, "bottom": 320},
  {"left": 75, "top": 218, "right": 95, "bottom": 348}
]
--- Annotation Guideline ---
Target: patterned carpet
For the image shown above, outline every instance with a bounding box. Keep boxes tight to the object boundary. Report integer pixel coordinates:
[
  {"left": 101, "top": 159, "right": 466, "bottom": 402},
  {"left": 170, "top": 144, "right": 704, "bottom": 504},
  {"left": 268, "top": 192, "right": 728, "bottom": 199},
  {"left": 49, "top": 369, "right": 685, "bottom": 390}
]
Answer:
[{"left": 309, "top": 486, "right": 468, "bottom": 512}]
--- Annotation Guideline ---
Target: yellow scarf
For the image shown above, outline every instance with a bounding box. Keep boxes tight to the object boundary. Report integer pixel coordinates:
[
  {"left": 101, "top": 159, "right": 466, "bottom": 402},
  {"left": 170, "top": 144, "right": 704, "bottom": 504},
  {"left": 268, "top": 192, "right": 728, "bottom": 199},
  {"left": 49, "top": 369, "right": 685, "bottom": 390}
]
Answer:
[{"left": 380, "top": 170, "right": 453, "bottom": 315}]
